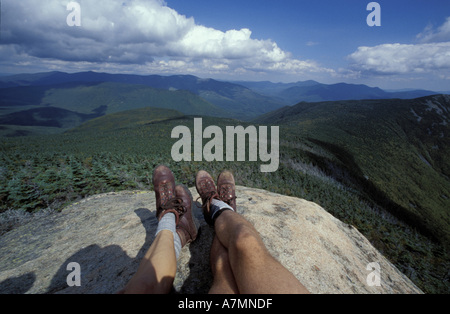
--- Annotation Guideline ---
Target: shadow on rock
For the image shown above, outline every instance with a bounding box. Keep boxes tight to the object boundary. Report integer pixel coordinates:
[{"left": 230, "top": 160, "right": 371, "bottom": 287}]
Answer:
[
  {"left": 176, "top": 201, "right": 215, "bottom": 294},
  {"left": 0, "top": 272, "right": 36, "bottom": 294},
  {"left": 46, "top": 208, "right": 156, "bottom": 294}
]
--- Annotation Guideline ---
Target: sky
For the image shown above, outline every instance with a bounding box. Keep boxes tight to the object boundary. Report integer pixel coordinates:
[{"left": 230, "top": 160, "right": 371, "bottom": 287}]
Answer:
[{"left": 0, "top": 0, "right": 450, "bottom": 90}]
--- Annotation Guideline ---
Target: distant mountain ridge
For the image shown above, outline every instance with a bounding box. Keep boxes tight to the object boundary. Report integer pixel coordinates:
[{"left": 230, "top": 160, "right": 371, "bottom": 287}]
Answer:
[
  {"left": 235, "top": 80, "right": 440, "bottom": 105},
  {"left": 0, "top": 71, "right": 441, "bottom": 110},
  {"left": 0, "top": 71, "right": 447, "bottom": 137},
  {"left": 0, "top": 81, "right": 229, "bottom": 136},
  {"left": 0, "top": 72, "right": 285, "bottom": 120}
]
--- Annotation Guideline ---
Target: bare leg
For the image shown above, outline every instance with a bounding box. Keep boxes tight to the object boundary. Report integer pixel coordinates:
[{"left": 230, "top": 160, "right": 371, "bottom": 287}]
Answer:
[
  {"left": 209, "top": 235, "right": 239, "bottom": 294},
  {"left": 119, "top": 166, "right": 198, "bottom": 294},
  {"left": 118, "top": 230, "right": 177, "bottom": 294},
  {"left": 214, "top": 210, "right": 310, "bottom": 294}
]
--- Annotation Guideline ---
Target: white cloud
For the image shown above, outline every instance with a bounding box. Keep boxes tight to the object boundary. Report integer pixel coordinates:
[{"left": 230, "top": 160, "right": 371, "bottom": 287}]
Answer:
[
  {"left": 0, "top": 0, "right": 331, "bottom": 78},
  {"left": 348, "top": 42, "right": 450, "bottom": 75},
  {"left": 417, "top": 17, "right": 450, "bottom": 43},
  {"left": 347, "top": 17, "right": 450, "bottom": 80}
]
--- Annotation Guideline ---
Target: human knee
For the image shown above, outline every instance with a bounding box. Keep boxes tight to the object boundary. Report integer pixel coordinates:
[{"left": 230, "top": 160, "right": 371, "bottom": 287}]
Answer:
[
  {"left": 232, "top": 224, "right": 265, "bottom": 254},
  {"left": 210, "top": 240, "right": 228, "bottom": 269}
]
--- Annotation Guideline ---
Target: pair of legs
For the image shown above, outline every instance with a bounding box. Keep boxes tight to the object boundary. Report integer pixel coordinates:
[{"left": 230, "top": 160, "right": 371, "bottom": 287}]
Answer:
[
  {"left": 119, "top": 166, "right": 309, "bottom": 294},
  {"left": 209, "top": 210, "right": 309, "bottom": 294}
]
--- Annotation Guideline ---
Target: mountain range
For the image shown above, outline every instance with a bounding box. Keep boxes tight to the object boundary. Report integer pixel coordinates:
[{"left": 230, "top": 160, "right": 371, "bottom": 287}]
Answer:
[
  {"left": 0, "top": 71, "right": 445, "bottom": 135},
  {"left": 233, "top": 80, "right": 443, "bottom": 104},
  {"left": 0, "top": 71, "right": 286, "bottom": 122}
]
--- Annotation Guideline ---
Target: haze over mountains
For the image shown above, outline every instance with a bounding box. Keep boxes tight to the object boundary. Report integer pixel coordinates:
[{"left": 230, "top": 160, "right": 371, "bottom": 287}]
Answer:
[
  {"left": 1, "top": 71, "right": 443, "bottom": 103},
  {"left": 235, "top": 80, "right": 445, "bottom": 105},
  {"left": 0, "top": 71, "right": 285, "bottom": 122},
  {"left": 0, "top": 71, "right": 446, "bottom": 136}
]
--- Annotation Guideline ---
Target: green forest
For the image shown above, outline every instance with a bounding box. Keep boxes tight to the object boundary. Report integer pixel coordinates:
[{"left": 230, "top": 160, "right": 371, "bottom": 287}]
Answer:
[{"left": 0, "top": 107, "right": 449, "bottom": 294}]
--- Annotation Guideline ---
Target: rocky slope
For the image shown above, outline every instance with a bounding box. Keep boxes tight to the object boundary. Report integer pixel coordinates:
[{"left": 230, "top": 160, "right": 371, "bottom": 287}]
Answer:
[{"left": 0, "top": 186, "right": 422, "bottom": 294}]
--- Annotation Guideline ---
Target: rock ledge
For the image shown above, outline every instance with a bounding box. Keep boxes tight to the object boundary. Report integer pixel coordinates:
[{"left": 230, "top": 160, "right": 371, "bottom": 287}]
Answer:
[{"left": 0, "top": 186, "right": 422, "bottom": 294}]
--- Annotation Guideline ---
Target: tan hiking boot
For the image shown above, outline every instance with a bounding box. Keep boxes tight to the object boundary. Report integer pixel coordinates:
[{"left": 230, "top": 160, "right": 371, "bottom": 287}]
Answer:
[
  {"left": 152, "top": 165, "right": 185, "bottom": 225},
  {"left": 195, "top": 170, "right": 220, "bottom": 226},
  {"left": 217, "top": 170, "right": 237, "bottom": 212},
  {"left": 175, "top": 185, "right": 198, "bottom": 247}
]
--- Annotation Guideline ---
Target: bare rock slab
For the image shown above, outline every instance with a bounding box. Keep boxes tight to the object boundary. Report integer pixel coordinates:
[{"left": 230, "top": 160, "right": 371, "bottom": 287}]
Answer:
[{"left": 0, "top": 186, "right": 422, "bottom": 294}]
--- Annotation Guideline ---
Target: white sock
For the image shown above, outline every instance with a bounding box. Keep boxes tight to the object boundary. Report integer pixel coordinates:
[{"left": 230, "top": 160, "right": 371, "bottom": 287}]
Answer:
[
  {"left": 210, "top": 199, "right": 234, "bottom": 221},
  {"left": 155, "top": 213, "right": 182, "bottom": 259}
]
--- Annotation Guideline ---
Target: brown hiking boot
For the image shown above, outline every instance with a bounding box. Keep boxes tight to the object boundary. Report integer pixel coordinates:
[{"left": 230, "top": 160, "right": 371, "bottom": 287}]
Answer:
[
  {"left": 152, "top": 165, "right": 185, "bottom": 225},
  {"left": 217, "top": 170, "right": 237, "bottom": 212},
  {"left": 195, "top": 170, "right": 220, "bottom": 225},
  {"left": 175, "top": 185, "right": 198, "bottom": 247}
]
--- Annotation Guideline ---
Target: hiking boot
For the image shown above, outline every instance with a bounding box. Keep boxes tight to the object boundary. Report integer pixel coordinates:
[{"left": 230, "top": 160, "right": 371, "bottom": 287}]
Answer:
[
  {"left": 153, "top": 165, "right": 185, "bottom": 225},
  {"left": 217, "top": 170, "right": 237, "bottom": 212},
  {"left": 195, "top": 170, "right": 220, "bottom": 225},
  {"left": 175, "top": 185, "right": 198, "bottom": 247}
]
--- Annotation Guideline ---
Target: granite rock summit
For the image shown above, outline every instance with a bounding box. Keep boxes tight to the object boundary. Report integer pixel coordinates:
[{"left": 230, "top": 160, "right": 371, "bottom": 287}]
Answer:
[{"left": 0, "top": 186, "right": 422, "bottom": 294}]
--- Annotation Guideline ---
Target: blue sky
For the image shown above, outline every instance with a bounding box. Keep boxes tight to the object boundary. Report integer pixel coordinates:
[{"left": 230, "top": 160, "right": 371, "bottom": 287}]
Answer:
[{"left": 1, "top": 0, "right": 450, "bottom": 90}]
